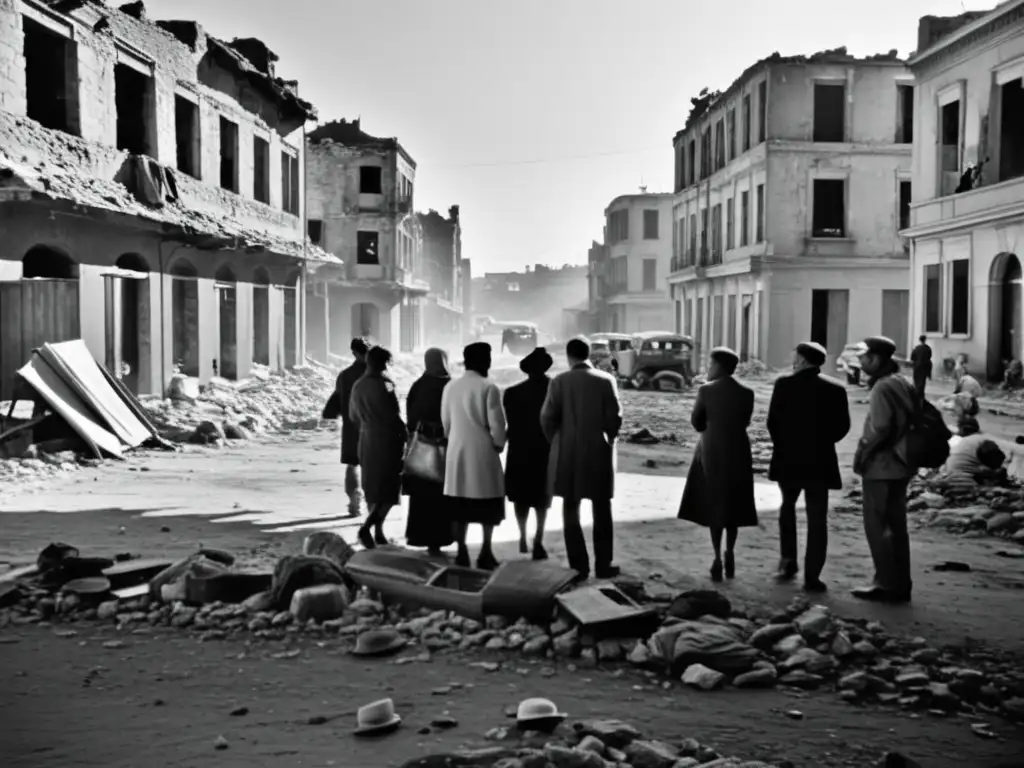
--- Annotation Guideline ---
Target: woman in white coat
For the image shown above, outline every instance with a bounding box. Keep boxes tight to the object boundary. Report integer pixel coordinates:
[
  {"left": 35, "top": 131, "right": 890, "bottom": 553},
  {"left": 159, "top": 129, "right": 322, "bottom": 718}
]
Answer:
[{"left": 441, "top": 341, "right": 507, "bottom": 570}]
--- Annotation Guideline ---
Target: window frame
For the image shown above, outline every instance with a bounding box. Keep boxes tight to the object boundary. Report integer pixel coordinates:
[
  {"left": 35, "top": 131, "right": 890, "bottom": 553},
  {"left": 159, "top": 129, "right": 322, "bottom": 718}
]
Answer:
[
  {"left": 948, "top": 258, "right": 971, "bottom": 338},
  {"left": 810, "top": 175, "right": 849, "bottom": 239},
  {"left": 922, "top": 262, "right": 943, "bottom": 334}
]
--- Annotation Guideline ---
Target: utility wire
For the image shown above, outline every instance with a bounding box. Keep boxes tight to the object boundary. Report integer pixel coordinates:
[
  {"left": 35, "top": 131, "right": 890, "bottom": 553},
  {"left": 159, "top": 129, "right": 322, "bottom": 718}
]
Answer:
[{"left": 424, "top": 145, "right": 666, "bottom": 170}]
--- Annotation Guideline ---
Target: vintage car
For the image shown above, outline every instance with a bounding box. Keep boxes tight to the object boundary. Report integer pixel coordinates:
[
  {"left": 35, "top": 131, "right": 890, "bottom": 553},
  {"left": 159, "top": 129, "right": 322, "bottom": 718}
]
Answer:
[
  {"left": 836, "top": 342, "right": 913, "bottom": 386},
  {"left": 613, "top": 331, "right": 694, "bottom": 390},
  {"left": 498, "top": 322, "right": 539, "bottom": 356},
  {"left": 589, "top": 333, "right": 633, "bottom": 373}
]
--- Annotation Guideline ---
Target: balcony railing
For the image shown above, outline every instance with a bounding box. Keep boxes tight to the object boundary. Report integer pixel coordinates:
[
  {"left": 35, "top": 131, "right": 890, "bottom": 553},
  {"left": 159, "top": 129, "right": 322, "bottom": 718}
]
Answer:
[{"left": 911, "top": 175, "right": 1024, "bottom": 232}]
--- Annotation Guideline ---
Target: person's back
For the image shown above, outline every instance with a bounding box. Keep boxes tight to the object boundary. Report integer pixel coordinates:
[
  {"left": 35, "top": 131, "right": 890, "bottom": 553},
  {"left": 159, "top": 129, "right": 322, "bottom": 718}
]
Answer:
[
  {"left": 557, "top": 365, "right": 620, "bottom": 442},
  {"left": 698, "top": 376, "right": 753, "bottom": 435},
  {"left": 861, "top": 373, "right": 916, "bottom": 479}
]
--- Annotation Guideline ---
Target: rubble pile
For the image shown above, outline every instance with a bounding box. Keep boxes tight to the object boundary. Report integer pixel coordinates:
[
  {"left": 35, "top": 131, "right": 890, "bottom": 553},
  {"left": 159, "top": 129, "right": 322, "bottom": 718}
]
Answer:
[{"left": 0, "top": 449, "right": 81, "bottom": 484}]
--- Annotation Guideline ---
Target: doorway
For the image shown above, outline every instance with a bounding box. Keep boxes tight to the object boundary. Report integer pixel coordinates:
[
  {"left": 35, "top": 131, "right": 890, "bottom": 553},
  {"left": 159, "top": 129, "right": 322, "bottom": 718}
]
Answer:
[
  {"left": 215, "top": 265, "right": 238, "bottom": 380},
  {"left": 810, "top": 289, "right": 850, "bottom": 367},
  {"left": 282, "top": 271, "right": 299, "bottom": 368},
  {"left": 252, "top": 267, "right": 270, "bottom": 366},
  {"left": 105, "top": 253, "right": 149, "bottom": 394},
  {"left": 170, "top": 260, "right": 199, "bottom": 376},
  {"left": 740, "top": 294, "right": 752, "bottom": 361},
  {"left": 881, "top": 289, "right": 910, "bottom": 356},
  {"left": 988, "top": 253, "right": 1022, "bottom": 380}
]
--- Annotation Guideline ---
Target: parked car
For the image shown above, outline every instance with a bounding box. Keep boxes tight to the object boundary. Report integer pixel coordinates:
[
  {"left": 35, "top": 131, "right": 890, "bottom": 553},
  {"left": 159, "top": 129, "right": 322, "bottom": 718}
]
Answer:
[
  {"left": 589, "top": 333, "right": 633, "bottom": 373},
  {"left": 614, "top": 331, "right": 694, "bottom": 390},
  {"left": 836, "top": 342, "right": 912, "bottom": 386},
  {"left": 499, "top": 322, "right": 539, "bottom": 356}
]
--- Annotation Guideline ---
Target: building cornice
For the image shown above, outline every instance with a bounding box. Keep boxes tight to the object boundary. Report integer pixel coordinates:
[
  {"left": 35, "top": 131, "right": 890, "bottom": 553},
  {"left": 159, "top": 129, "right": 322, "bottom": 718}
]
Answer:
[
  {"left": 763, "top": 256, "right": 910, "bottom": 270},
  {"left": 909, "top": 0, "right": 1024, "bottom": 72},
  {"left": 769, "top": 140, "right": 912, "bottom": 157},
  {"left": 902, "top": 200, "right": 1024, "bottom": 239}
]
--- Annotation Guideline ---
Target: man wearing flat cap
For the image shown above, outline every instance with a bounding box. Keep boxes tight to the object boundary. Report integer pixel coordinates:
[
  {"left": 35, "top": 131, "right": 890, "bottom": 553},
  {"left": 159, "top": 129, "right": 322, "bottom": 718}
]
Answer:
[
  {"left": 766, "top": 341, "right": 851, "bottom": 591},
  {"left": 852, "top": 335, "right": 917, "bottom": 603}
]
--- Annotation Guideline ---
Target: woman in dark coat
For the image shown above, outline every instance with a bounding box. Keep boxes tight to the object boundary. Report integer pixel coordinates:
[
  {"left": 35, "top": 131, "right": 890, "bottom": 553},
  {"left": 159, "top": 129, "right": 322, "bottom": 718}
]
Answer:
[
  {"left": 349, "top": 345, "right": 407, "bottom": 550},
  {"left": 678, "top": 346, "right": 758, "bottom": 582},
  {"left": 403, "top": 348, "right": 456, "bottom": 556},
  {"left": 503, "top": 347, "right": 554, "bottom": 560}
]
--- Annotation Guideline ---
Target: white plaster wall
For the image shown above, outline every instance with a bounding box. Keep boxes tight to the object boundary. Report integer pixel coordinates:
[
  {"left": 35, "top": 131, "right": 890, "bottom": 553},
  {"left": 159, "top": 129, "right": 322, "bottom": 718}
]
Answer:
[{"left": 235, "top": 283, "right": 254, "bottom": 380}]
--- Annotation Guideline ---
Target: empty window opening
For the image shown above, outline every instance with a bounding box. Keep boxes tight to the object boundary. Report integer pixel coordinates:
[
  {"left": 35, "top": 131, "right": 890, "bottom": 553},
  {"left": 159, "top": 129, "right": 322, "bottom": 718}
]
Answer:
[
  {"left": 689, "top": 213, "right": 697, "bottom": 260},
  {"left": 755, "top": 184, "right": 765, "bottom": 243},
  {"left": 758, "top": 81, "right": 767, "bottom": 142},
  {"left": 642, "top": 258, "right": 657, "bottom": 291},
  {"left": 923, "top": 263, "right": 942, "bottom": 333},
  {"left": 219, "top": 117, "right": 239, "bottom": 192},
  {"left": 643, "top": 209, "right": 659, "bottom": 240},
  {"left": 174, "top": 95, "right": 200, "bottom": 178},
  {"left": 700, "top": 209, "right": 709, "bottom": 261},
  {"left": 742, "top": 94, "right": 751, "bottom": 151},
  {"left": 22, "top": 246, "right": 79, "bottom": 279},
  {"left": 950, "top": 259, "right": 970, "bottom": 335},
  {"left": 941, "top": 100, "right": 960, "bottom": 173},
  {"left": 357, "top": 231, "right": 380, "bottom": 265},
  {"left": 688, "top": 140, "right": 696, "bottom": 185},
  {"left": 813, "top": 83, "right": 845, "bottom": 142},
  {"left": 812, "top": 179, "right": 846, "bottom": 237},
  {"left": 999, "top": 78, "right": 1024, "bottom": 182},
  {"left": 899, "top": 180, "right": 912, "bottom": 231},
  {"left": 281, "top": 151, "right": 300, "bottom": 215},
  {"left": 711, "top": 204, "right": 722, "bottom": 263},
  {"left": 114, "top": 63, "right": 156, "bottom": 155},
  {"left": 740, "top": 190, "right": 749, "bottom": 246},
  {"left": 253, "top": 136, "right": 270, "bottom": 204},
  {"left": 252, "top": 267, "right": 271, "bottom": 367},
  {"left": 360, "top": 166, "right": 383, "bottom": 194},
  {"left": 170, "top": 260, "right": 199, "bottom": 377},
  {"left": 897, "top": 84, "right": 914, "bottom": 144},
  {"left": 22, "top": 17, "right": 79, "bottom": 135},
  {"left": 728, "top": 107, "right": 736, "bottom": 161},
  {"left": 715, "top": 119, "right": 725, "bottom": 170},
  {"left": 307, "top": 219, "right": 323, "bottom": 246},
  {"left": 726, "top": 197, "right": 735, "bottom": 250}
]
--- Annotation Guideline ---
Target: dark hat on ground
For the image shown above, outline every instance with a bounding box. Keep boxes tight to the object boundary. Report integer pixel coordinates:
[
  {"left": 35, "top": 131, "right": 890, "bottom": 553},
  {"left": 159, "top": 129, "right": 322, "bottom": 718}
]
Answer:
[
  {"left": 861, "top": 336, "right": 897, "bottom": 358},
  {"left": 796, "top": 341, "right": 827, "bottom": 367},
  {"left": 520, "top": 346, "right": 553, "bottom": 375},
  {"left": 709, "top": 346, "right": 739, "bottom": 365}
]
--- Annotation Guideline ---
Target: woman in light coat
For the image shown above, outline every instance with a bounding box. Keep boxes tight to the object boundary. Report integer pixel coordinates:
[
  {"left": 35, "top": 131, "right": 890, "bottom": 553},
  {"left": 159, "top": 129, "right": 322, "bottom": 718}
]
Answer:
[{"left": 441, "top": 341, "right": 507, "bottom": 570}]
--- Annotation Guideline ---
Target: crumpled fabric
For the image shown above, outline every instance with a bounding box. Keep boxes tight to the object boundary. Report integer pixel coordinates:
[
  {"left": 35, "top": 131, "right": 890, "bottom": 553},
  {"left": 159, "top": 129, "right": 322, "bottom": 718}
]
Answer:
[{"left": 648, "top": 617, "right": 759, "bottom": 676}]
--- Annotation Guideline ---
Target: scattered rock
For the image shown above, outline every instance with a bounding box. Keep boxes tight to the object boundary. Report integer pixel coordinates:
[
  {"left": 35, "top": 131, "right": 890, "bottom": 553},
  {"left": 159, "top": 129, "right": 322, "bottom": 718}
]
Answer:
[
  {"left": 681, "top": 663, "right": 725, "bottom": 691},
  {"left": 733, "top": 666, "right": 778, "bottom": 689},
  {"left": 214, "top": 735, "right": 229, "bottom": 751}
]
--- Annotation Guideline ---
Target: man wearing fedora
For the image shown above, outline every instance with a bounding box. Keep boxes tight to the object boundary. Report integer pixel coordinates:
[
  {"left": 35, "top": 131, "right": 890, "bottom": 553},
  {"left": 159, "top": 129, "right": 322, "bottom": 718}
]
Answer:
[
  {"left": 541, "top": 337, "right": 622, "bottom": 580},
  {"left": 767, "top": 341, "right": 851, "bottom": 592},
  {"left": 853, "top": 335, "right": 917, "bottom": 603}
]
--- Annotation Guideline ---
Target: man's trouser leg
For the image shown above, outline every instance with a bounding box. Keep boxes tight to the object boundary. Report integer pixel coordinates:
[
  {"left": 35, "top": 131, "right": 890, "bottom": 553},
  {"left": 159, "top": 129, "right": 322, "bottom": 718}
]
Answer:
[
  {"left": 777, "top": 485, "right": 801, "bottom": 574},
  {"left": 561, "top": 499, "right": 590, "bottom": 575},
  {"left": 345, "top": 464, "right": 363, "bottom": 515},
  {"left": 803, "top": 485, "right": 830, "bottom": 583},
  {"left": 861, "top": 478, "right": 912, "bottom": 594},
  {"left": 591, "top": 499, "right": 614, "bottom": 572}
]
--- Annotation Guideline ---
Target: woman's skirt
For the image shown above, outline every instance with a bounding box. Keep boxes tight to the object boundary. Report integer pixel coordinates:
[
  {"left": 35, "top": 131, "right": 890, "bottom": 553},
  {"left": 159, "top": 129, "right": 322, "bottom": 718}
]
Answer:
[
  {"left": 445, "top": 495, "right": 506, "bottom": 526},
  {"left": 405, "top": 482, "right": 456, "bottom": 549}
]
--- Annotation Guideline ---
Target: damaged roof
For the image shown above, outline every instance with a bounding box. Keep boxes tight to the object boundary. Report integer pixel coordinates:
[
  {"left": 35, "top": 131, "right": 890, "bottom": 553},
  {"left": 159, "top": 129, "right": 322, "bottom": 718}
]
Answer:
[
  {"left": 308, "top": 120, "right": 417, "bottom": 168},
  {"left": 674, "top": 47, "right": 905, "bottom": 138}
]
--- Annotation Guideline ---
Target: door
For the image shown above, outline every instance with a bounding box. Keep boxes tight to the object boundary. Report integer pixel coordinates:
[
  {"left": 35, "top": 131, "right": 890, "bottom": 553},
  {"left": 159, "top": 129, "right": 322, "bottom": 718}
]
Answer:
[
  {"left": 740, "top": 294, "right": 752, "bottom": 361},
  {"left": 881, "top": 289, "right": 910, "bottom": 356},
  {"left": 811, "top": 289, "right": 849, "bottom": 372},
  {"left": 216, "top": 283, "right": 238, "bottom": 380},
  {"left": 1001, "top": 256, "right": 1023, "bottom": 365},
  {"left": 104, "top": 275, "right": 147, "bottom": 394},
  {"left": 283, "top": 286, "right": 297, "bottom": 369}
]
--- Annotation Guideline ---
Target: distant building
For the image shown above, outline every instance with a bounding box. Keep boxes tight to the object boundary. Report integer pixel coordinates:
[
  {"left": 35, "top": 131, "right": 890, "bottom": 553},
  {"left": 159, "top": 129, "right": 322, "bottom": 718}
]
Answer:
[
  {"left": 667, "top": 48, "right": 913, "bottom": 371},
  {"left": 588, "top": 192, "right": 675, "bottom": 333},
  {"left": 417, "top": 206, "right": 468, "bottom": 348},
  {"left": 471, "top": 265, "right": 588, "bottom": 339},
  {"left": 305, "top": 118, "right": 428, "bottom": 356},
  {"left": 903, "top": 4, "right": 1024, "bottom": 381}
]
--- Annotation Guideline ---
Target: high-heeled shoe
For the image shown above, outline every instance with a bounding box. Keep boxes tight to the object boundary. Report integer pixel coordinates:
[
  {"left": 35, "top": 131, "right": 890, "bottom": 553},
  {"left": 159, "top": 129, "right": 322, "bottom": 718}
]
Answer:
[
  {"left": 532, "top": 541, "right": 548, "bottom": 561},
  {"left": 477, "top": 550, "right": 499, "bottom": 571},
  {"left": 374, "top": 530, "right": 389, "bottom": 546},
  {"left": 357, "top": 527, "right": 375, "bottom": 550},
  {"left": 710, "top": 558, "right": 723, "bottom": 582},
  {"left": 724, "top": 551, "right": 735, "bottom": 579},
  {"left": 519, "top": 538, "right": 529, "bottom": 555}
]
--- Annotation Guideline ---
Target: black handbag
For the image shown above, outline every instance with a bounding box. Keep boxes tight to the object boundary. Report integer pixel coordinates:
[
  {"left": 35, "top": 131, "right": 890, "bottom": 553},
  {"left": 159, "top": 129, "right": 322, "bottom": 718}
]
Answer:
[{"left": 321, "top": 391, "right": 341, "bottom": 420}]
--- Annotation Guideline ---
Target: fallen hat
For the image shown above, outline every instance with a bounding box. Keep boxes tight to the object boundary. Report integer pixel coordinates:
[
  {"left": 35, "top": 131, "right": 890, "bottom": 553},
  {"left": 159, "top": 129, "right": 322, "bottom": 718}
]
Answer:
[
  {"left": 520, "top": 346, "right": 554, "bottom": 375},
  {"left": 795, "top": 341, "right": 827, "bottom": 367},
  {"left": 354, "top": 697, "right": 402, "bottom": 736},
  {"left": 861, "top": 336, "right": 897, "bottom": 358},
  {"left": 515, "top": 697, "right": 567, "bottom": 729},
  {"left": 351, "top": 628, "right": 408, "bottom": 658}
]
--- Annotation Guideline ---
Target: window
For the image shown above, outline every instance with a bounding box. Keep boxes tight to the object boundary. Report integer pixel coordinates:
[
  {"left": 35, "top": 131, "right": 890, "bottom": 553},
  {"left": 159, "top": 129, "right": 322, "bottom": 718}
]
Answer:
[
  {"left": 712, "top": 295, "right": 724, "bottom": 345},
  {"left": 115, "top": 63, "right": 156, "bottom": 156},
  {"left": 897, "top": 84, "right": 914, "bottom": 144},
  {"left": 700, "top": 209, "right": 708, "bottom": 262},
  {"left": 688, "top": 140, "right": 696, "bottom": 185},
  {"left": 740, "top": 191, "right": 750, "bottom": 246},
  {"left": 357, "top": 231, "right": 380, "bottom": 265},
  {"left": 676, "top": 147, "right": 685, "bottom": 193},
  {"left": 507, "top": 282, "right": 521, "bottom": 292},
  {"left": 758, "top": 81, "right": 767, "bottom": 142},
  {"left": 727, "top": 107, "right": 736, "bottom": 161},
  {"left": 813, "top": 83, "right": 845, "bottom": 142},
  {"left": 940, "top": 100, "right": 960, "bottom": 173},
  {"left": 307, "top": 219, "right": 323, "bottom": 246},
  {"left": 689, "top": 213, "right": 697, "bottom": 261},
  {"left": 726, "top": 198, "right": 735, "bottom": 250},
  {"left": 253, "top": 136, "right": 270, "bottom": 204},
  {"left": 711, "top": 204, "right": 722, "bottom": 263},
  {"left": 742, "top": 94, "right": 751, "bottom": 151},
  {"left": 218, "top": 117, "right": 240, "bottom": 192},
  {"left": 281, "top": 151, "right": 300, "bottom": 215},
  {"left": 360, "top": 166, "right": 383, "bottom": 194},
  {"left": 755, "top": 184, "right": 764, "bottom": 243},
  {"left": 923, "top": 263, "right": 942, "bottom": 333},
  {"left": 642, "top": 258, "right": 657, "bottom": 291},
  {"left": 727, "top": 295, "right": 737, "bottom": 348},
  {"left": 174, "top": 95, "right": 200, "bottom": 179},
  {"left": 700, "top": 128, "right": 711, "bottom": 179},
  {"left": 643, "top": 209, "right": 659, "bottom": 240},
  {"left": 950, "top": 259, "right": 970, "bottom": 335},
  {"left": 23, "top": 17, "right": 80, "bottom": 136},
  {"left": 608, "top": 209, "right": 629, "bottom": 243},
  {"left": 812, "top": 179, "right": 846, "bottom": 237},
  {"left": 714, "top": 119, "right": 725, "bottom": 170},
  {"left": 999, "top": 78, "right": 1024, "bottom": 182},
  {"left": 899, "top": 180, "right": 912, "bottom": 231}
]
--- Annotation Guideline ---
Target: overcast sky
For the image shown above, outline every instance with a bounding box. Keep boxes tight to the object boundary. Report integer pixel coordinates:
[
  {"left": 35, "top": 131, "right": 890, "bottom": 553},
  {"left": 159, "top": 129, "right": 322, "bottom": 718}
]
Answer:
[{"left": 146, "top": 0, "right": 988, "bottom": 274}]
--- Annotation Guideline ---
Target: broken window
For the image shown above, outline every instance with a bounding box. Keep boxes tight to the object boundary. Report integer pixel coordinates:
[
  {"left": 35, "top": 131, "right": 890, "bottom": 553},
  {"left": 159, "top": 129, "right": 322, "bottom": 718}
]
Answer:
[
  {"left": 726, "top": 197, "right": 734, "bottom": 250},
  {"left": 688, "top": 140, "right": 696, "bottom": 185},
  {"left": 22, "top": 16, "right": 79, "bottom": 135},
  {"left": 253, "top": 136, "right": 270, "bottom": 204},
  {"left": 813, "top": 83, "right": 845, "bottom": 142},
  {"left": 950, "top": 259, "right": 970, "bottom": 335},
  {"left": 896, "top": 84, "right": 914, "bottom": 144},
  {"left": 115, "top": 63, "right": 156, "bottom": 155},
  {"left": 219, "top": 116, "right": 239, "bottom": 192},
  {"left": 812, "top": 179, "right": 846, "bottom": 237},
  {"left": 923, "top": 263, "right": 942, "bottom": 333},
  {"left": 740, "top": 190, "right": 749, "bottom": 246},
  {"left": 307, "top": 219, "right": 323, "bottom": 246},
  {"left": 357, "top": 231, "right": 380, "bottom": 265},
  {"left": 360, "top": 165, "right": 383, "bottom": 194},
  {"left": 755, "top": 184, "right": 765, "bottom": 243},
  {"left": 728, "top": 107, "right": 736, "bottom": 161},
  {"left": 281, "top": 150, "right": 300, "bottom": 215},
  {"left": 643, "top": 209, "right": 659, "bottom": 240},
  {"left": 899, "top": 180, "right": 912, "bottom": 231},
  {"left": 642, "top": 258, "right": 657, "bottom": 291},
  {"left": 742, "top": 94, "right": 751, "bottom": 151},
  {"left": 174, "top": 95, "right": 200, "bottom": 178},
  {"left": 999, "top": 78, "right": 1024, "bottom": 182},
  {"left": 758, "top": 81, "right": 767, "bottom": 142},
  {"left": 608, "top": 209, "right": 629, "bottom": 243},
  {"left": 715, "top": 119, "right": 725, "bottom": 170}
]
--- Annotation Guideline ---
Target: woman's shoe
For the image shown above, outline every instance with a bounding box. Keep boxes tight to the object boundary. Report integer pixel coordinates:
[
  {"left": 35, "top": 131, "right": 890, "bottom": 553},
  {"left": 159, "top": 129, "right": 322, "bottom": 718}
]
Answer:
[
  {"left": 724, "top": 551, "right": 735, "bottom": 579},
  {"left": 710, "top": 558, "right": 723, "bottom": 582},
  {"left": 455, "top": 548, "right": 471, "bottom": 568},
  {"left": 532, "top": 542, "right": 548, "bottom": 561},
  {"left": 357, "top": 527, "right": 376, "bottom": 550},
  {"left": 476, "top": 551, "right": 499, "bottom": 571},
  {"left": 374, "top": 530, "right": 389, "bottom": 546},
  {"left": 519, "top": 538, "right": 529, "bottom": 555}
]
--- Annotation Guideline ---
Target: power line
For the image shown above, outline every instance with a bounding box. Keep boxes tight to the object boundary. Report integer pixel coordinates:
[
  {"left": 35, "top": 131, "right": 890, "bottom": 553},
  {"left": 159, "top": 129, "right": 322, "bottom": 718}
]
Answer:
[{"left": 424, "top": 145, "right": 666, "bottom": 170}]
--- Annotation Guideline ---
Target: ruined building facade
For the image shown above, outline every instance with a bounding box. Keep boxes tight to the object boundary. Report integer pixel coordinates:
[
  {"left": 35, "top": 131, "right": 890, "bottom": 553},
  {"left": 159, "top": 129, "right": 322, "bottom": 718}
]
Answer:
[
  {"left": 667, "top": 50, "right": 913, "bottom": 371},
  {"left": 903, "top": 4, "right": 1024, "bottom": 381},
  {"left": 417, "top": 207, "right": 468, "bottom": 348},
  {"left": 0, "top": 0, "right": 331, "bottom": 399}
]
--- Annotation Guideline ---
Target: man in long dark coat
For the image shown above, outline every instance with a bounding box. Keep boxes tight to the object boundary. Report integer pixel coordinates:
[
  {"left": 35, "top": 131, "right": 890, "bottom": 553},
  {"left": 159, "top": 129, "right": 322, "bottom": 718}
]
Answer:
[
  {"left": 767, "top": 341, "right": 851, "bottom": 592},
  {"left": 910, "top": 335, "right": 932, "bottom": 398},
  {"left": 336, "top": 338, "right": 368, "bottom": 517},
  {"left": 541, "top": 337, "right": 622, "bottom": 580}
]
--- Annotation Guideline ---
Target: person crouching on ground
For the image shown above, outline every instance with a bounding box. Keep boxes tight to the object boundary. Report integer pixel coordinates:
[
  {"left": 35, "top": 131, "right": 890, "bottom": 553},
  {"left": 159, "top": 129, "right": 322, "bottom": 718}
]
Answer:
[
  {"left": 677, "top": 346, "right": 758, "bottom": 582},
  {"left": 852, "top": 336, "right": 916, "bottom": 604},
  {"left": 348, "top": 345, "right": 407, "bottom": 549},
  {"left": 503, "top": 347, "right": 555, "bottom": 560},
  {"left": 441, "top": 342, "right": 507, "bottom": 570},
  {"left": 766, "top": 341, "right": 851, "bottom": 593}
]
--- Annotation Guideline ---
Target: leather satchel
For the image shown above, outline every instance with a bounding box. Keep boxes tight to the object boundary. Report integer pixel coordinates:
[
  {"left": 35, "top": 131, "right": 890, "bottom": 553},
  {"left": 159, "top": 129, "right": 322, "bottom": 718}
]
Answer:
[{"left": 403, "top": 426, "right": 446, "bottom": 485}]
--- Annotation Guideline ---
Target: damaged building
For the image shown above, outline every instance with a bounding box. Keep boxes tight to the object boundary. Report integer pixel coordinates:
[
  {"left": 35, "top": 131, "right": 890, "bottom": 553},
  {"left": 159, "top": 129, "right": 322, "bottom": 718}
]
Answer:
[
  {"left": 667, "top": 48, "right": 913, "bottom": 371},
  {"left": 902, "top": 3, "right": 1024, "bottom": 381},
  {"left": 417, "top": 207, "right": 469, "bottom": 348},
  {"left": 0, "top": 0, "right": 333, "bottom": 400}
]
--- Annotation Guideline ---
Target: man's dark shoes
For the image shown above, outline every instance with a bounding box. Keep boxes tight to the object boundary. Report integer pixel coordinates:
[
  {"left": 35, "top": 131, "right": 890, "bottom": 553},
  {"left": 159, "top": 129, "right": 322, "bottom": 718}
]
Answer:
[
  {"left": 595, "top": 564, "right": 620, "bottom": 580},
  {"left": 357, "top": 527, "right": 375, "bottom": 550},
  {"left": 776, "top": 559, "right": 798, "bottom": 582},
  {"left": 803, "top": 578, "right": 827, "bottom": 593},
  {"left": 724, "top": 552, "right": 735, "bottom": 580},
  {"left": 455, "top": 548, "right": 471, "bottom": 568},
  {"left": 852, "top": 585, "right": 911, "bottom": 604},
  {"left": 532, "top": 542, "right": 548, "bottom": 561}
]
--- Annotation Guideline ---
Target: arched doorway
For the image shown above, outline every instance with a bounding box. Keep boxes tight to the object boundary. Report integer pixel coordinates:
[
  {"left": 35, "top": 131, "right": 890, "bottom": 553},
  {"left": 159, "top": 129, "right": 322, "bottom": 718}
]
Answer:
[
  {"left": 988, "top": 252, "right": 1022, "bottom": 381},
  {"left": 109, "top": 254, "right": 150, "bottom": 394},
  {"left": 22, "top": 245, "right": 79, "bottom": 279},
  {"left": 252, "top": 266, "right": 271, "bottom": 367},
  {"left": 282, "top": 270, "right": 300, "bottom": 369},
  {"left": 170, "top": 259, "right": 199, "bottom": 377},
  {"left": 215, "top": 264, "right": 238, "bottom": 380}
]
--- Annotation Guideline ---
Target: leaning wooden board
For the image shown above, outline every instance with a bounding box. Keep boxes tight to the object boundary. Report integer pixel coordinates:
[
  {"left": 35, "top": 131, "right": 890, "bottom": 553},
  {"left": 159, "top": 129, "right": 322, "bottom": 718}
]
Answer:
[{"left": 554, "top": 583, "right": 660, "bottom": 638}]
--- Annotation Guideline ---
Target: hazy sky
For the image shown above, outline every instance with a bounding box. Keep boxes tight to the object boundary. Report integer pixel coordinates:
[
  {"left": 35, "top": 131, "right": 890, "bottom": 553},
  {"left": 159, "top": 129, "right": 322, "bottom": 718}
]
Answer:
[{"left": 147, "top": 0, "right": 987, "bottom": 274}]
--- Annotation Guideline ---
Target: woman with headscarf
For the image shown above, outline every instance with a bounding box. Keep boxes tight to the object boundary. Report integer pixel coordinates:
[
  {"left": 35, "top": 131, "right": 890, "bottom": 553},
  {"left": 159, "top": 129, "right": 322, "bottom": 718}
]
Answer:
[
  {"left": 403, "top": 348, "right": 456, "bottom": 556},
  {"left": 502, "top": 347, "right": 554, "bottom": 560},
  {"left": 349, "top": 345, "right": 407, "bottom": 550},
  {"left": 441, "top": 342, "right": 507, "bottom": 569}
]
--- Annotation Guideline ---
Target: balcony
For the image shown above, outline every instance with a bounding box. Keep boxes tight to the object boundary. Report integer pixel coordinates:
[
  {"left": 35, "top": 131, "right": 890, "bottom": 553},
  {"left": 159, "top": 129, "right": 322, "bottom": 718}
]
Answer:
[{"left": 908, "top": 176, "right": 1024, "bottom": 236}]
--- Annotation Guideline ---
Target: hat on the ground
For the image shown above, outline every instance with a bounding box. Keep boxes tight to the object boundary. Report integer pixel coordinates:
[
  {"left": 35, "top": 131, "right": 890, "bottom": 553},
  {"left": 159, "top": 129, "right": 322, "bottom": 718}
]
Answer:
[
  {"left": 515, "top": 697, "right": 567, "bottom": 732},
  {"left": 795, "top": 341, "right": 828, "bottom": 367},
  {"left": 709, "top": 346, "right": 739, "bottom": 366},
  {"left": 520, "top": 346, "right": 554, "bottom": 375},
  {"left": 861, "top": 336, "right": 897, "bottom": 358},
  {"left": 351, "top": 628, "right": 408, "bottom": 658},
  {"left": 354, "top": 698, "right": 402, "bottom": 736}
]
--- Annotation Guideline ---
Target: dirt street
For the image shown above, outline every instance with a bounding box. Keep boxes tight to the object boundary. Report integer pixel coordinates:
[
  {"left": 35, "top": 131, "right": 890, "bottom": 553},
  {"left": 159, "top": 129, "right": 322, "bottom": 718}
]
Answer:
[{"left": 2, "top": 368, "right": 1024, "bottom": 767}]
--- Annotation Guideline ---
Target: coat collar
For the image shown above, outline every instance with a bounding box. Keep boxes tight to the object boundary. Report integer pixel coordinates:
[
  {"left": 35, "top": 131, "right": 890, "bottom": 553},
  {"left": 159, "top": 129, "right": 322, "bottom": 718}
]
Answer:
[{"left": 571, "top": 360, "right": 593, "bottom": 371}]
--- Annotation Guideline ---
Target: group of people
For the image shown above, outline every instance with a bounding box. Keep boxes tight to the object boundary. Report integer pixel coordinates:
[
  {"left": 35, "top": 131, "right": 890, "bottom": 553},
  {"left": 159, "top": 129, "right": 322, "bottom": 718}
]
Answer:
[{"left": 335, "top": 336, "right": 622, "bottom": 579}]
